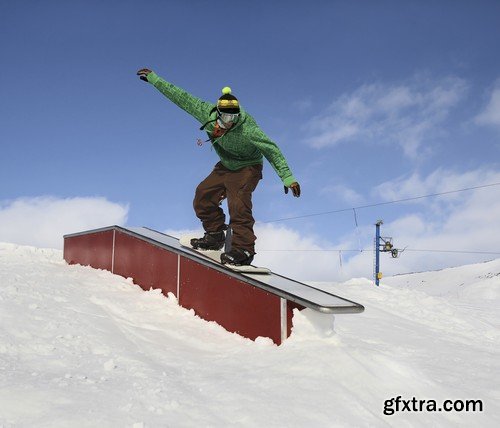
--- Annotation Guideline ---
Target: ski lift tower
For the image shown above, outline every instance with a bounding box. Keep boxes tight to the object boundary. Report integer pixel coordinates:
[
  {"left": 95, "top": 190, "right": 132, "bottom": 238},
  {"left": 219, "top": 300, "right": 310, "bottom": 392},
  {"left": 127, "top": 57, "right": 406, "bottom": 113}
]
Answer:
[
  {"left": 374, "top": 220, "right": 383, "bottom": 286},
  {"left": 374, "top": 220, "right": 401, "bottom": 286}
]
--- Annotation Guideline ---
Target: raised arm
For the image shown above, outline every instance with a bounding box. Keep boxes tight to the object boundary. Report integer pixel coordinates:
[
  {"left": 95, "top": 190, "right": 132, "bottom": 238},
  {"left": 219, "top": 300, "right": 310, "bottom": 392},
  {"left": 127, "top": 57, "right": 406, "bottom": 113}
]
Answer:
[{"left": 137, "top": 68, "right": 214, "bottom": 124}]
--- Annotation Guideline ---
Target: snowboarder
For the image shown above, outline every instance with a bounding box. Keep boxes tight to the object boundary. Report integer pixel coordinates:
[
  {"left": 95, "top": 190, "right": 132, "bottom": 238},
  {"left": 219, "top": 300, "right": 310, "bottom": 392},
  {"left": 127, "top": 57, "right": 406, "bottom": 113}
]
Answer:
[{"left": 137, "top": 68, "right": 300, "bottom": 266}]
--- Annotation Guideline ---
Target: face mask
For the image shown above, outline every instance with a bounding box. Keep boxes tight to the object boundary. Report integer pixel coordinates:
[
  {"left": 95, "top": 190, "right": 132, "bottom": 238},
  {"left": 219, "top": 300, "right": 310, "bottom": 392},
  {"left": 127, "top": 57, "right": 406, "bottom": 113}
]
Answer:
[{"left": 217, "top": 108, "right": 240, "bottom": 128}]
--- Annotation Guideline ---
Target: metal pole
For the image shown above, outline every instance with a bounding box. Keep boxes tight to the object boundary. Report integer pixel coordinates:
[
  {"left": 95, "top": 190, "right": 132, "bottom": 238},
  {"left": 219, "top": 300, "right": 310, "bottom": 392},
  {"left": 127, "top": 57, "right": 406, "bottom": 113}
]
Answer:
[{"left": 375, "top": 220, "right": 383, "bottom": 286}]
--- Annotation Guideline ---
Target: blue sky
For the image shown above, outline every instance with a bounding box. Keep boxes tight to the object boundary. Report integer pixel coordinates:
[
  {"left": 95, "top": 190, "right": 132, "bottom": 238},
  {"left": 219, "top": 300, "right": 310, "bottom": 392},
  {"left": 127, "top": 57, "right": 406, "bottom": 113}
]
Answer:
[{"left": 2, "top": 0, "right": 500, "bottom": 280}]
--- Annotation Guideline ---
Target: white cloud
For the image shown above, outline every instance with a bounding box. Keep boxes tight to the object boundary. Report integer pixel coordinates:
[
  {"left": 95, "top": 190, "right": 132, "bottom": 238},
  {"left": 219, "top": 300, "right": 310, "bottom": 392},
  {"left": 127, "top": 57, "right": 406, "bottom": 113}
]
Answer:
[
  {"left": 253, "top": 224, "right": 342, "bottom": 281},
  {"left": 304, "top": 76, "right": 468, "bottom": 158},
  {"left": 373, "top": 168, "right": 493, "bottom": 203},
  {"left": 0, "top": 196, "right": 129, "bottom": 249},
  {"left": 475, "top": 80, "right": 500, "bottom": 128},
  {"left": 253, "top": 168, "right": 500, "bottom": 281},
  {"left": 340, "top": 168, "right": 500, "bottom": 279}
]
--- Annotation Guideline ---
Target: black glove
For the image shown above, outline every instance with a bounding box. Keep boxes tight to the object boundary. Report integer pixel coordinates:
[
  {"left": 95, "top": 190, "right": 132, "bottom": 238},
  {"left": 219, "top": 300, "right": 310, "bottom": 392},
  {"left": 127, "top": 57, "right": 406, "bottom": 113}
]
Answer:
[
  {"left": 137, "top": 68, "right": 152, "bottom": 82},
  {"left": 284, "top": 182, "right": 301, "bottom": 197}
]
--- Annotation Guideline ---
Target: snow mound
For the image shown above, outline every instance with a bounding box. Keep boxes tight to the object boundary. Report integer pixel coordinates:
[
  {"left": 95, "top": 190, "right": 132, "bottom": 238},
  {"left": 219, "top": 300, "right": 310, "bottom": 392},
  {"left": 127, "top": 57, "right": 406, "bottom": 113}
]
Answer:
[{"left": 1, "top": 243, "right": 499, "bottom": 427}]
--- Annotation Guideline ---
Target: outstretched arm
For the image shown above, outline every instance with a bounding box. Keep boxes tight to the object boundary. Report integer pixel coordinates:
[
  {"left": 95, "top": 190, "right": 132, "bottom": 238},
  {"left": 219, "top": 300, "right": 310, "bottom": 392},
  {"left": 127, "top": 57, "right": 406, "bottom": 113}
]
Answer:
[{"left": 137, "top": 68, "right": 214, "bottom": 124}]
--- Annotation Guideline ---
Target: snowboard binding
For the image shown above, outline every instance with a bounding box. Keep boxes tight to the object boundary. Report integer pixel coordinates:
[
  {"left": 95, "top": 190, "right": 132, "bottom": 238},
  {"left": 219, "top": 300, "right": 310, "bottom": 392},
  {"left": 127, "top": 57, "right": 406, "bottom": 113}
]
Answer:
[{"left": 190, "top": 231, "right": 225, "bottom": 251}]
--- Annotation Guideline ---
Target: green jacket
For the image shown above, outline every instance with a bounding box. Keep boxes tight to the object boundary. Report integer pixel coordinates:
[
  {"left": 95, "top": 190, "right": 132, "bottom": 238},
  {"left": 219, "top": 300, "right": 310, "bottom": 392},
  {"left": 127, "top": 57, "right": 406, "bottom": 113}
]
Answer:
[{"left": 146, "top": 72, "right": 297, "bottom": 187}]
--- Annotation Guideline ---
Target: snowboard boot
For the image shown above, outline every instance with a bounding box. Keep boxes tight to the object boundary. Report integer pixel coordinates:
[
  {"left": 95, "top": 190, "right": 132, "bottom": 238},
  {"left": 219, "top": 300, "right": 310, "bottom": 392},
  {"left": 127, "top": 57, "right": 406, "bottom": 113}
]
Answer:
[
  {"left": 190, "top": 231, "right": 225, "bottom": 250},
  {"left": 220, "top": 248, "right": 254, "bottom": 266}
]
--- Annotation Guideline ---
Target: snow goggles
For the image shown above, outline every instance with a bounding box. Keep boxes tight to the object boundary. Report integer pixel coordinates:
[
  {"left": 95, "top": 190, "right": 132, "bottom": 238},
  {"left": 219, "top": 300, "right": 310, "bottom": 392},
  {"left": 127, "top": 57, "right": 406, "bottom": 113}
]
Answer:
[{"left": 217, "top": 109, "right": 240, "bottom": 124}]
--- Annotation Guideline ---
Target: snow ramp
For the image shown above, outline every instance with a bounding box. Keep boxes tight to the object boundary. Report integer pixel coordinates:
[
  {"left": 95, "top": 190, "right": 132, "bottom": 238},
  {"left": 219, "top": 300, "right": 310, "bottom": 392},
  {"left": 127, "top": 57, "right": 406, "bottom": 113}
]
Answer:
[{"left": 64, "top": 226, "right": 364, "bottom": 344}]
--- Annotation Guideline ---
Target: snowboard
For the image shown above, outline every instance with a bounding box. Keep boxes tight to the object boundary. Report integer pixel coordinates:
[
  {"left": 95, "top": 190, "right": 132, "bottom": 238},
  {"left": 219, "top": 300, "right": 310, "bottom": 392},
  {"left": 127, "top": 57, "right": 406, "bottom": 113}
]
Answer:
[{"left": 179, "top": 235, "right": 271, "bottom": 274}]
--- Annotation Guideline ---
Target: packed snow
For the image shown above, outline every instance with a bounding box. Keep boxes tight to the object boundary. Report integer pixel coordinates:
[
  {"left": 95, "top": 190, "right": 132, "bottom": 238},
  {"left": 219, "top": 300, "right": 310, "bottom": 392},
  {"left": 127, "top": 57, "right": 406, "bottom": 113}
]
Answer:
[{"left": 0, "top": 242, "right": 498, "bottom": 427}]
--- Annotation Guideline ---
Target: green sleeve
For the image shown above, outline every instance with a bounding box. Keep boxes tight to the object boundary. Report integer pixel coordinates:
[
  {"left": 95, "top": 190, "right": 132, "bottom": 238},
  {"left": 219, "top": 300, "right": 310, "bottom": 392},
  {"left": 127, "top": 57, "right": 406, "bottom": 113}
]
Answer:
[
  {"left": 146, "top": 72, "right": 214, "bottom": 124},
  {"left": 247, "top": 120, "right": 297, "bottom": 187}
]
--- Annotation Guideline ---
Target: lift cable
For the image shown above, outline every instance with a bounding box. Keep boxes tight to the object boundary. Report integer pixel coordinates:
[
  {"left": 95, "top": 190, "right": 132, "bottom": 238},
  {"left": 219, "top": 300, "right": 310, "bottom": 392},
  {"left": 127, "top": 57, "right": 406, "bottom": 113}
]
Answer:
[
  {"left": 257, "top": 248, "right": 500, "bottom": 255},
  {"left": 259, "top": 181, "right": 500, "bottom": 224}
]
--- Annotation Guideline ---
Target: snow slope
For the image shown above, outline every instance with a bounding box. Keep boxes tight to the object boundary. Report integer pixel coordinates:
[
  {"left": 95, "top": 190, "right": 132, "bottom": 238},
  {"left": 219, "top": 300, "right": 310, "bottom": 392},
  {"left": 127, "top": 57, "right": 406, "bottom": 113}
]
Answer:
[{"left": 0, "top": 243, "right": 498, "bottom": 427}]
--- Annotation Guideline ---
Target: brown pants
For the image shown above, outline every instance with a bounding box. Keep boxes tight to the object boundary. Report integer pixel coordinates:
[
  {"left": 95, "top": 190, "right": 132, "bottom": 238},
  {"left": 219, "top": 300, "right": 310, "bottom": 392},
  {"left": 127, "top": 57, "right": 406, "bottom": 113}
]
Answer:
[{"left": 193, "top": 162, "right": 263, "bottom": 253}]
